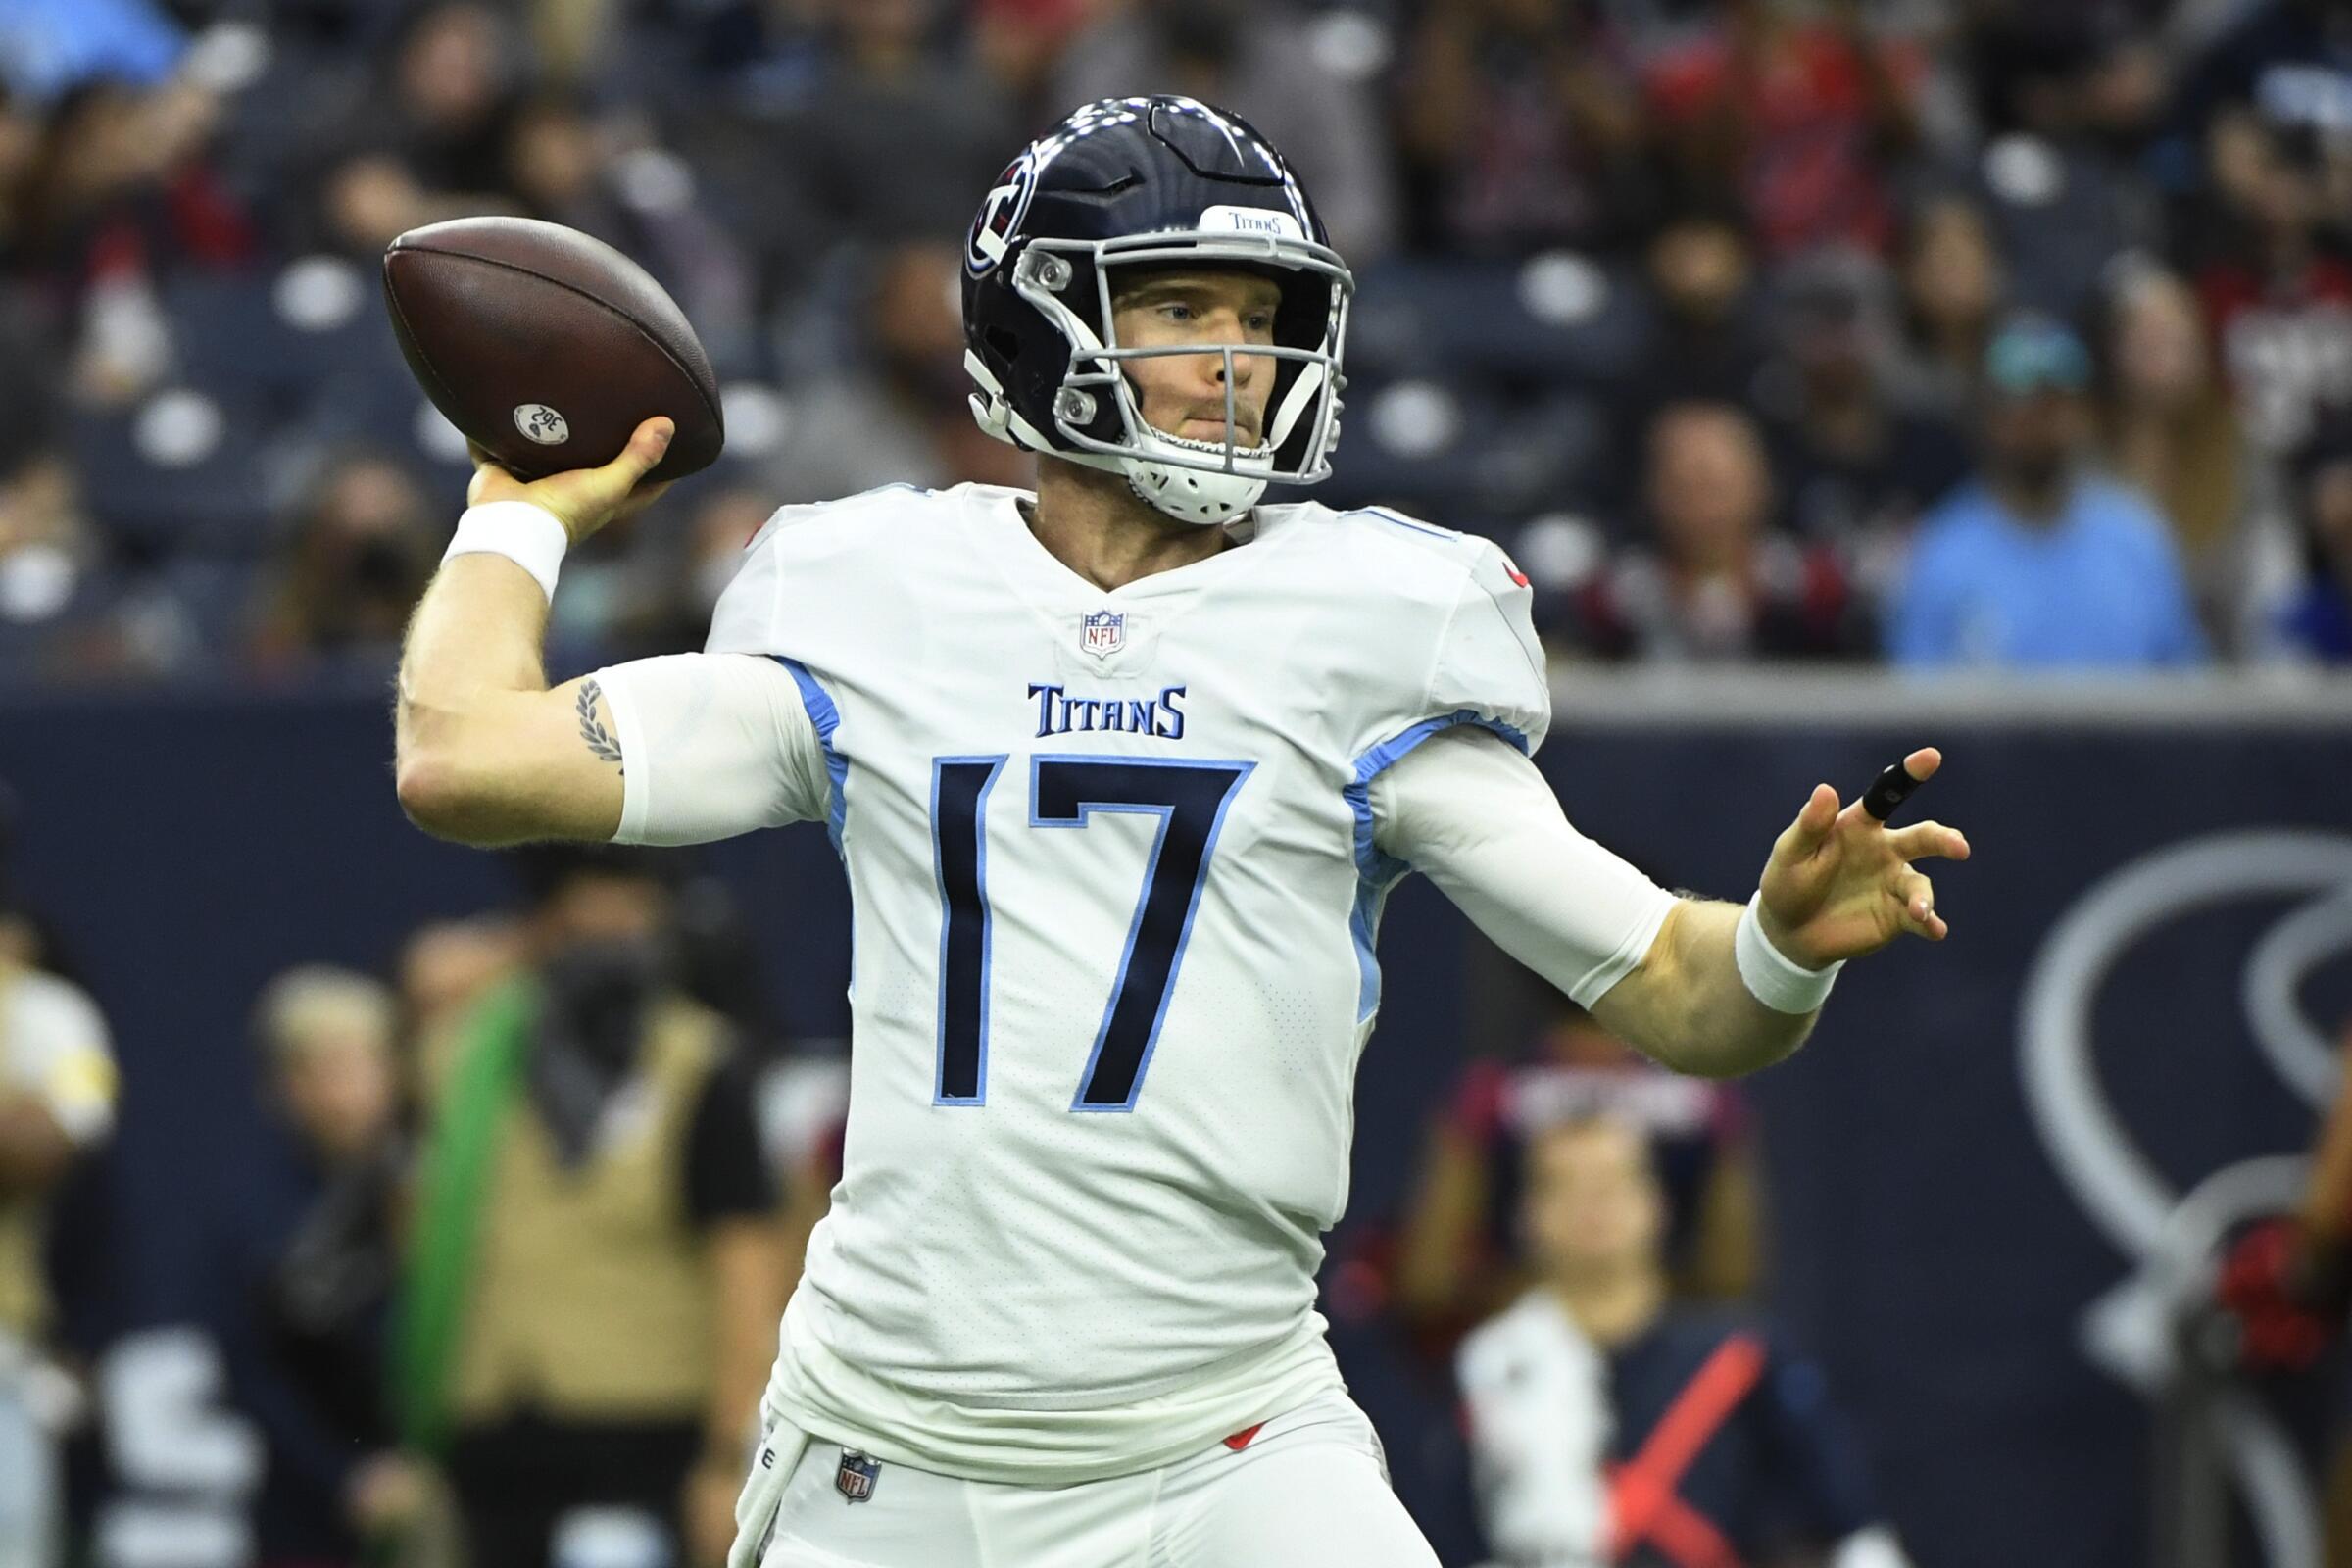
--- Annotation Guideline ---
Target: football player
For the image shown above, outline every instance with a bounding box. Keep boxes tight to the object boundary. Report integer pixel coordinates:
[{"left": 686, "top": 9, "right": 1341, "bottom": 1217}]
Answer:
[{"left": 392, "top": 96, "right": 1969, "bottom": 1568}]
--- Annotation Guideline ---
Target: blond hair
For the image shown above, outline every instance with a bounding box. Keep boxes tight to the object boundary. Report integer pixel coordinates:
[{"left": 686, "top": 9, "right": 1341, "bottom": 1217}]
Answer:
[{"left": 253, "top": 965, "right": 397, "bottom": 1064}]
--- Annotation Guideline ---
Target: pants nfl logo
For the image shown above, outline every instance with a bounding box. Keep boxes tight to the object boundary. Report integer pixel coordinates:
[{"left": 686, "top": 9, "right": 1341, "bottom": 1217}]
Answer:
[{"left": 836, "top": 1450, "right": 881, "bottom": 1503}]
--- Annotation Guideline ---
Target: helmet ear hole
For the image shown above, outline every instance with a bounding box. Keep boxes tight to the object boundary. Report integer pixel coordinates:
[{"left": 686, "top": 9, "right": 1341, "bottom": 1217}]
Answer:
[{"left": 985, "top": 326, "right": 1021, "bottom": 363}]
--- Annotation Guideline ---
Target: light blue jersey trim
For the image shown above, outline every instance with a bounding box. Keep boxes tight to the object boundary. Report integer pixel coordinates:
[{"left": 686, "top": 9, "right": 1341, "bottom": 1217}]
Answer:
[
  {"left": 1342, "top": 711, "right": 1533, "bottom": 1020},
  {"left": 1343, "top": 506, "right": 1454, "bottom": 541},
  {"left": 777, "top": 658, "right": 849, "bottom": 856}
]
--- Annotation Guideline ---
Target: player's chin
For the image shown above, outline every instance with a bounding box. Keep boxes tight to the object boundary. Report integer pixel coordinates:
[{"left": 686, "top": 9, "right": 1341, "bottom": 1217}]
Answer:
[{"left": 1175, "top": 421, "right": 1261, "bottom": 446}]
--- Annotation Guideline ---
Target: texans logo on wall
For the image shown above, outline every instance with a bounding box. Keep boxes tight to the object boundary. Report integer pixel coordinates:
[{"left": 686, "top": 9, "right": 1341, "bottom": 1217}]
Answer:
[{"left": 965, "top": 153, "right": 1037, "bottom": 278}]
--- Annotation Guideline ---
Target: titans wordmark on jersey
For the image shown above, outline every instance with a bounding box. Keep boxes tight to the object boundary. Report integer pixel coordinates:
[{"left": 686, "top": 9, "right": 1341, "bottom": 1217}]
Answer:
[{"left": 710, "top": 482, "right": 1547, "bottom": 1480}]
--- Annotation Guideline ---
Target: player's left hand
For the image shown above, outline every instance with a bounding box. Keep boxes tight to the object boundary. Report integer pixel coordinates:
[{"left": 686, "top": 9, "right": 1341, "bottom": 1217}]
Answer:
[
  {"left": 1755, "top": 748, "right": 1970, "bottom": 971},
  {"left": 682, "top": 1455, "right": 741, "bottom": 1568}
]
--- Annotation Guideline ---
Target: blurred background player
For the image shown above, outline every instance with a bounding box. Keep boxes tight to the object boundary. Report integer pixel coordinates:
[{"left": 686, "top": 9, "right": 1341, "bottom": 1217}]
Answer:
[{"left": 1458, "top": 1114, "right": 1910, "bottom": 1568}]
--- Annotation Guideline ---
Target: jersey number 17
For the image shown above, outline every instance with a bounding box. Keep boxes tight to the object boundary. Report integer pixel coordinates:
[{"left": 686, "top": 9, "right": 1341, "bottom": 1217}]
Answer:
[{"left": 928, "top": 756, "right": 1253, "bottom": 1113}]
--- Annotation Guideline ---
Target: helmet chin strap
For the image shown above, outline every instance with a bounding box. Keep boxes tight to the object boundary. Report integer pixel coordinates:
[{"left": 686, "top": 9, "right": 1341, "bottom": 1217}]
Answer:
[{"left": 1119, "top": 426, "right": 1271, "bottom": 527}]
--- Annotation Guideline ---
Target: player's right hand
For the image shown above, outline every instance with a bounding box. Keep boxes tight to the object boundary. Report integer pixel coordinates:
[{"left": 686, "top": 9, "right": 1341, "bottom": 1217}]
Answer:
[{"left": 467, "top": 415, "right": 674, "bottom": 544}]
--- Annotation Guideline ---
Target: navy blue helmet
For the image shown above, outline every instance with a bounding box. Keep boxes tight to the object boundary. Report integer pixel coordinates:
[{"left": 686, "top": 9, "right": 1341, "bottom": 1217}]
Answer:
[{"left": 961, "top": 96, "right": 1353, "bottom": 525}]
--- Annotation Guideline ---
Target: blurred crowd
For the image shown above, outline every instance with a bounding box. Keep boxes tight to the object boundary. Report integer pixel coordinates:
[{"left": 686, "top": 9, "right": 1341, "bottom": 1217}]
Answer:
[{"left": 5, "top": 0, "right": 2352, "bottom": 685}]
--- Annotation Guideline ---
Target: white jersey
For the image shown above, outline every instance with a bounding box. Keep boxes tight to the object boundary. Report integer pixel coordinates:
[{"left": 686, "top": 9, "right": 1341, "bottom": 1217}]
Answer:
[{"left": 612, "top": 481, "right": 1624, "bottom": 1482}]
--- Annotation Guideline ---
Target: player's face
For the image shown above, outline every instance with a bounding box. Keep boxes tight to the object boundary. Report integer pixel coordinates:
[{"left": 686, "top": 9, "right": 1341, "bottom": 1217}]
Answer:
[
  {"left": 1520, "top": 1118, "right": 1667, "bottom": 1280},
  {"left": 1110, "top": 269, "right": 1283, "bottom": 448}
]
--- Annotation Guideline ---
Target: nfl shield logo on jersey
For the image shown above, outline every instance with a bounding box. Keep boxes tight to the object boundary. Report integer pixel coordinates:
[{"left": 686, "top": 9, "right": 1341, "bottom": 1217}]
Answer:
[
  {"left": 1081, "top": 610, "right": 1126, "bottom": 659},
  {"left": 835, "top": 1450, "right": 881, "bottom": 1503}
]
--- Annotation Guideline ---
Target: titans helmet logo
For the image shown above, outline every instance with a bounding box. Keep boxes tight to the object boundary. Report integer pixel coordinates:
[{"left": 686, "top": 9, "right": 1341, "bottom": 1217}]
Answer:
[{"left": 966, "top": 154, "right": 1038, "bottom": 279}]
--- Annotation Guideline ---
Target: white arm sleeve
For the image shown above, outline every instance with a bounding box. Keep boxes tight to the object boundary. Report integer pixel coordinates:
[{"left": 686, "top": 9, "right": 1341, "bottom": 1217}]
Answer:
[
  {"left": 590, "top": 652, "right": 829, "bottom": 846},
  {"left": 1372, "top": 725, "right": 1678, "bottom": 1007}
]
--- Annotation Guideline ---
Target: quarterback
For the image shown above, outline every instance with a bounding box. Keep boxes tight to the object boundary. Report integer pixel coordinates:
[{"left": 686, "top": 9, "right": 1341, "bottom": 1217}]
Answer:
[{"left": 393, "top": 98, "right": 1968, "bottom": 1568}]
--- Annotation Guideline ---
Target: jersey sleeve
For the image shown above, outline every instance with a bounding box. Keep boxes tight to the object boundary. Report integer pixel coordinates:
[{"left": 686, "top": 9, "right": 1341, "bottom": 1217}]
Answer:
[
  {"left": 7, "top": 973, "right": 118, "bottom": 1145},
  {"left": 703, "top": 508, "right": 796, "bottom": 658},
  {"left": 1372, "top": 726, "right": 1677, "bottom": 1007},
  {"left": 1424, "top": 540, "right": 1551, "bottom": 755},
  {"left": 591, "top": 652, "right": 827, "bottom": 846}
]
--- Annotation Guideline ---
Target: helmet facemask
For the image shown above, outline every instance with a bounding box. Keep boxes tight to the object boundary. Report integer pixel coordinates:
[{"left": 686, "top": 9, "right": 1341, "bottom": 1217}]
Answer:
[{"left": 967, "top": 225, "right": 1352, "bottom": 527}]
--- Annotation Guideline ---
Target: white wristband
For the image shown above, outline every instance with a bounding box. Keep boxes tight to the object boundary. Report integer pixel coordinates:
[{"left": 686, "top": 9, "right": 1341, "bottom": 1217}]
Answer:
[
  {"left": 1735, "top": 892, "right": 1842, "bottom": 1014},
  {"left": 443, "top": 500, "right": 570, "bottom": 602}
]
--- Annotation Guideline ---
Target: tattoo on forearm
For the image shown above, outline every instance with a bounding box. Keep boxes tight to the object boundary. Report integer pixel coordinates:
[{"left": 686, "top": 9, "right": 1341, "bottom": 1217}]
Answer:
[{"left": 577, "top": 679, "right": 623, "bottom": 773}]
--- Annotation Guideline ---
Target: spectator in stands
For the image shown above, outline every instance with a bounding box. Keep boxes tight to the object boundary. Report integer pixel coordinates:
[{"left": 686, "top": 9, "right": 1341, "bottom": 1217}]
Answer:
[
  {"left": 501, "top": 92, "right": 758, "bottom": 376},
  {"left": 1457, "top": 1114, "right": 1913, "bottom": 1568},
  {"left": 399, "top": 846, "right": 784, "bottom": 1568},
  {"left": 1395, "top": 993, "right": 1759, "bottom": 1349},
  {"left": 11, "top": 69, "right": 236, "bottom": 282},
  {"left": 0, "top": 926, "right": 117, "bottom": 1568},
  {"left": 1897, "top": 195, "right": 2003, "bottom": 416},
  {"left": 2169, "top": 0, "right": 2352, "bottom": 167},
  {"left": 1575, "top": 402, "right": 1865, "bottom": 662},
  {"left": 763, "top": 238, "right": 1031, "bottom": 503},
  {"left": 313, "top": 2, "right": 523, "bottom": 256},
  {"left": 1890, "top": 313, "right": 2207, "bottom": 669},
  {"left": 2259, "top": 419, "right": 2352, "bottom": 663},
  {"left": 973, "top": 0, "right": 1103, "bottom": 123},
  {"left": 770, "top": 0, "right": 1018, "bottom": 248},
  {"left": 17, "top": 75, "right": 249, "bottom": 412},
  {"left": 0, "top": 85, "right": 43, "bottom": 258},
  {"left": 1642, "top": 0, "right": 1926, "bottom": 261},
  {"left": 2187, "top": 105, "right": 2352, "bottom": 454},
  {"left": 224, "top": 967, "right": 428, "bottom": 1567},
  {"left": 1756, "top": 247, "right": 1970, "bottom": 577},
  {"left": 2100, "top": 261, "right": 2250, "bottom": 640},
  {"left": 1396, "top": 0, "right": 1648, "bottom": 257},
  {"left": 0, "top": 440, "right": 98, "bottom": 664},
  {"left": 1051, "top": 0, "right": 1396, "bottom": 262},
  {"left": 1619, "top": 208, "right": 1767, "bottom": 440},
  {"left": 247, "top": 452, "right": 438, "bottom": 674},
  {"left": 1957, "top": 11, "right": 2156, "bottom": 319}
]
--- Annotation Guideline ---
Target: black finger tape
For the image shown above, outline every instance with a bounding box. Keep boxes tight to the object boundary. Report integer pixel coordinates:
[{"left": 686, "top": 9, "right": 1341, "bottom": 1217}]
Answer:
[{"left": 1861, "top": 760, "right": 1925, "bottom": 822}]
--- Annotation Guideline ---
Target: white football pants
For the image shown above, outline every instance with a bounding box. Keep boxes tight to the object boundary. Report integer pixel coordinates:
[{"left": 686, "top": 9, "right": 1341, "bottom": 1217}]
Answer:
[{"left": 733, "top": 1389, "right": 1441, "bottom": 1568}]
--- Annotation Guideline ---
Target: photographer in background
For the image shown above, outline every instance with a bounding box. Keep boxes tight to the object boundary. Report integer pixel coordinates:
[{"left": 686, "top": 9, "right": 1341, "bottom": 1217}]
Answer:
[{"left": 396, "top": 846, "right": 784, "bottom": 1568}]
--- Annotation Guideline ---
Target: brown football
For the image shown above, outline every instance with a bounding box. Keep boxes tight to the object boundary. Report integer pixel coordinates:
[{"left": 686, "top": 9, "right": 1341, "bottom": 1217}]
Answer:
[{"left": 382, "top": 217, "right": 724, "bottom": 483}]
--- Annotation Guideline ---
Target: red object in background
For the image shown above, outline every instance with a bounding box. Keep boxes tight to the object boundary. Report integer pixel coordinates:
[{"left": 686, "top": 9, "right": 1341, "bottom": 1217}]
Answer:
[
  {"left": 1642, "top": 26, "right": 1927, "bottom": 260},
  {"left": 1606, "top": 1333, "right": 1766, "bottom": 1568},
  {"left": 2217, "top": 1219, "right": 2337, "bottom": 1372}
]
